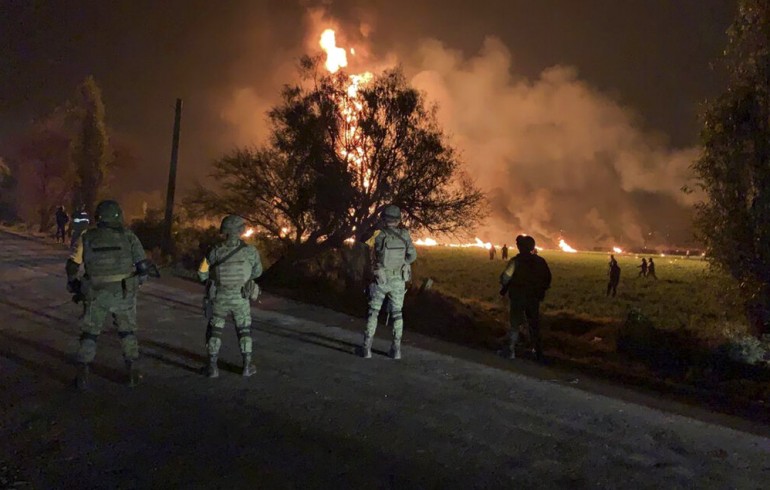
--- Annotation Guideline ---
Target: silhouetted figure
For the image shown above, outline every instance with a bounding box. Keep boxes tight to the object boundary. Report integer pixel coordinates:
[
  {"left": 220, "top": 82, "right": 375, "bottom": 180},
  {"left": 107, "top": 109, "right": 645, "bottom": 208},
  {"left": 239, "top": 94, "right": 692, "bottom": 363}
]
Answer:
[
  {"left": 55, "top": 206, "right": 69, "bottom": 244},
  {"left": 501, "top": 244, "right": 508, "bottom": 260},
  {"left": 637, "top": 258, "right": 648, "bottom": 277},
  {"left": 70, "top": 205, "right": 90, "bottom": 248},
  {"left": 647, "top": 257, "right": 657, "bottom": 279},
  {"left": 607, "top": 254, "right": 621, "bottom": 297},
  {"left": 489, "top": 245, "right": 496, "bottom": 260}
]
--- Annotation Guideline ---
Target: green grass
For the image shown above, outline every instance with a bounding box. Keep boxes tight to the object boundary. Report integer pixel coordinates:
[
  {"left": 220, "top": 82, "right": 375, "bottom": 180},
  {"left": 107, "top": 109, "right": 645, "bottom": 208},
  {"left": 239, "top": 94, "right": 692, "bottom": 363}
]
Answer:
[{"left": 411, "top": 247, "right": 747, "bottom": 340}]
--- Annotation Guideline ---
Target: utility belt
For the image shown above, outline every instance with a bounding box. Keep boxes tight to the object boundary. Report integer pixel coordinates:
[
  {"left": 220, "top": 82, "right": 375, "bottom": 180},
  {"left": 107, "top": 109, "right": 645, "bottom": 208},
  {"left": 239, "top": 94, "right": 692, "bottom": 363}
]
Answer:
[
  {"left": 203, "top": 280, "right": 260, "bottom": 319},
  {"left": 83, "top": 273, "right": 136, "bottom": 299},
  {"left": 373, "top": 264, "right": 411, "bottom": 285}
]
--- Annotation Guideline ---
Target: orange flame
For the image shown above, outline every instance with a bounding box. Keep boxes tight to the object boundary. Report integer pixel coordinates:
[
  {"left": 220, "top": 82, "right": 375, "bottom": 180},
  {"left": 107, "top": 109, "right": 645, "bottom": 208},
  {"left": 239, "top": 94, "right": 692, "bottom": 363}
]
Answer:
[
  {"left": 319, "top": 29, "right": 347, "bottom": 73},
  {"left": 558, "top": 239, "right": 577, "bottom": 253},
  {"left": 415, "top": 238, "right": 438, "bottom": 247},
  {"left": 242, "top": 227, "right": 255, "bottom": 238},
  {"left": 612, "top": 246, "right": 623, "bottom": 254}
]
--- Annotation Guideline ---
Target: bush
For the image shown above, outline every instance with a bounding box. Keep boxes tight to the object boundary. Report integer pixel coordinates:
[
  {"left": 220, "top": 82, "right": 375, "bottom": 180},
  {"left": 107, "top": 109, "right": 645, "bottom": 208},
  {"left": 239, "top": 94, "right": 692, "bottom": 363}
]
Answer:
[{"left": 723, "top": 335, "right": 769, "bottom": 366}]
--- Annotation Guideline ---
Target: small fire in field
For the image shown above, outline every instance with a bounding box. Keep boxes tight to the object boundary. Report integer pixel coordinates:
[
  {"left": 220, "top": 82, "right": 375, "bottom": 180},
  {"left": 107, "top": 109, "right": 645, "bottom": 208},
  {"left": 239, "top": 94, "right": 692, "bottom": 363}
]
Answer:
[
  {"left": 612, "top": 246, "right": 623, "bottom": 254},
  {"left": 558, "top": 239, "right": 577, "bottom": 253}
]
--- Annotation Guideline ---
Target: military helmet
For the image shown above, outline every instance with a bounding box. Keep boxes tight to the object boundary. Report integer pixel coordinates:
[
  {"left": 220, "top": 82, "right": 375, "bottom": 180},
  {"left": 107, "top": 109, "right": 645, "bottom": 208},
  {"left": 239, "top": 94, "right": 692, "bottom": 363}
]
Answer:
[
  {"left": 95, "top": 200, "right": 123, "bottom": 225},
  {"left": 381, "top": 205, "right": 402, "bottom": 221},
  {"left": 515, "top": 234, "right": 536, "bottom": 252},
  {"left": 220, "top": 214, "right": 246, "bottom": 235}
]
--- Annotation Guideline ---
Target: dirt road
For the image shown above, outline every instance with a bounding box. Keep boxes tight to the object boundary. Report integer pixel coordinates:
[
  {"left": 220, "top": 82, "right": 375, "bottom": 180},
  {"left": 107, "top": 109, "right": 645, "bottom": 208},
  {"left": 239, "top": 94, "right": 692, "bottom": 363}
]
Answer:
[{"left": 1, "top": 231, "right": 768, "bottom": 489}]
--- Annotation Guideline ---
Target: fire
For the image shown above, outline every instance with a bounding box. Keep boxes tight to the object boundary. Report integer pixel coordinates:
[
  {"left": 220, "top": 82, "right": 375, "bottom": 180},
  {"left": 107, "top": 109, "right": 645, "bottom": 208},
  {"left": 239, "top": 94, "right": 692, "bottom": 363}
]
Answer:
[
  {"left": 319, "top": 29, "right": 373, "bottom": 190},
  {"left": 612, "top": 247, "right": 623, "bottom": 254},
  {"left": 558, "top": 239, "right": 577, "bottom": 253},
  {"left": 415, "top": 238, "right": 438, "bottom": 247},
  {"left": 319, "top": 29, "right": 347, "bottom": 73},
  {"left": 242, "top": 227, "right": 255, "bottom": 238}
]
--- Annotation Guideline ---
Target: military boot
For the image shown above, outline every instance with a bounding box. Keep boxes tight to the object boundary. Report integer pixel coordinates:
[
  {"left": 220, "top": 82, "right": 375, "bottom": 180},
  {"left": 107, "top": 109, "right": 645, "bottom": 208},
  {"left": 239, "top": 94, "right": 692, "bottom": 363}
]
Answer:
[
  {"left": 205, "top": 356, "right": 219, "bottom": 378},
  {"left": 126, "top": 360, "right": 141, "bottom": 387},
  {"left": 389, "top": 341, "right": 401, "bottom": 360},
  {"left": 75, "top": 363, "right": 90, "bottom": 390},
  {"left": 361, "top": 336, "right": 372, "bottom": 359},
  {"left": 242, "top": 354, "right": 256, "bottom": 377}
]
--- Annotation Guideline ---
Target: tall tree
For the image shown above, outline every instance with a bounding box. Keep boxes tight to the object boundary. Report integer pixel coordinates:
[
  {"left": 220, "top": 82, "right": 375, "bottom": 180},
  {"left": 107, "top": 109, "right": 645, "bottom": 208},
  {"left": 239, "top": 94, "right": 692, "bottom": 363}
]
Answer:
[
  {"left": 71, "top": 76, "right": 111, "bottom": 214},
  {"left": 187, "top": 59, "right": 485, "bottom": 258},
  {"left": 692, "top": 0, "right": 770, "bottom": 336}
]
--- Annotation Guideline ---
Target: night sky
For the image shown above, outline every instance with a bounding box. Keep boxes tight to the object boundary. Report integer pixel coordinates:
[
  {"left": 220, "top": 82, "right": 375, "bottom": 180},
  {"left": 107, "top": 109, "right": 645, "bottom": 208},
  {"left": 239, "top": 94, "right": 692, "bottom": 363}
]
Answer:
[{"left": 0, "top": 0, "right": 737, "bottom": 246}]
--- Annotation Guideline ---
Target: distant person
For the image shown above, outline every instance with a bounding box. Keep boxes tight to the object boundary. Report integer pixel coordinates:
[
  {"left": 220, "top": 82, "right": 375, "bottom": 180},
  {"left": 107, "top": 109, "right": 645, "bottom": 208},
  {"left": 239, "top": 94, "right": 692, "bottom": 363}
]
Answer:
[
  {"left": 55, "top": 206, "right": 69, "bottom": 244},
  {"left": 647, "top": 257, "right": 657, "bottom": 279},
  {"left": 501, "top": 244, "right": 509, "bottom": 260},
  {"left": 607, "top": 254, "right": 621, "bottom": 297},
  {"left": 70, "top": 205, "right": 90, "bottom": 248},
  {"left": 499, "top": 235, "right": 552, "bottom": 361},
  {"left": 489, "top": 245, "right": 496, "bottom": 260},
  {"left": 637, "top": 258, "right": 648, "bottom": 278}
]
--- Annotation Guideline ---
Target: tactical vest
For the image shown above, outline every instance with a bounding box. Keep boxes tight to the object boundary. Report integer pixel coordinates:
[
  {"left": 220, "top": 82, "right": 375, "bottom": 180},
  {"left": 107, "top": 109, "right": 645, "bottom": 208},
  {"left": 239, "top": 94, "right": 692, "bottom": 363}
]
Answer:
[
  {"left": 211, "top": 242, "right": 251, "bottom": 289},
  {"left": 82, "top": 228, "right": 134, "bottom": 284},
  {"left": 376, "top": 228, "right": 408, "bottom": 272}
]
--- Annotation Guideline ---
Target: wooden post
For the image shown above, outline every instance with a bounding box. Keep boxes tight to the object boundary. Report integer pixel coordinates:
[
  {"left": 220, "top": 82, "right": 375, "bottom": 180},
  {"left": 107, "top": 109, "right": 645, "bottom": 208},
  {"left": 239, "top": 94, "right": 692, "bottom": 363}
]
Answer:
[{"left": 162, "top": 98, "right": 182, "bottom": 257}]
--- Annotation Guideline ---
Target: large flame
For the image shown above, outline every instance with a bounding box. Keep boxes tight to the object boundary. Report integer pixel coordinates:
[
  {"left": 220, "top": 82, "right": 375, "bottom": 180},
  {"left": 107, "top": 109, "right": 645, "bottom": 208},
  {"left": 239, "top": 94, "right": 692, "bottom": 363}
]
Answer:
[
  {"left": 612, "top": 246, "right": 623, "bottom": 254},
  {"left": 415, "top": 238, "right": 438, "bottom": 247},
  {"left": 558, "top": 239, "right": 577, "bottom": 253},
  {"left": 319, "top": 29, "right": 373, "bottom": 190}
]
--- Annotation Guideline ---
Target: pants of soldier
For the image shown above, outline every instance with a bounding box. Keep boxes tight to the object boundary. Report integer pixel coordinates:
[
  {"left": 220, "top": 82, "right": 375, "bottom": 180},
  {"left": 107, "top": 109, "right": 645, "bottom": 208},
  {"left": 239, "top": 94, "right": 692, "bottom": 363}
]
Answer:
[
  {"left": 207, "top": 293, "right": 252, "bottom": 356},
  {"left": 77, "top": 286, "right": 139, "bottom": 364},
  {"left": 508, "top": 294, "right": 542, "bottom": 355},
  {"left": 607, "top": 279, "right": 619, "bottom": 297},
  {"left": 365, "top": 278, "right": 406, "bottom": 342}
]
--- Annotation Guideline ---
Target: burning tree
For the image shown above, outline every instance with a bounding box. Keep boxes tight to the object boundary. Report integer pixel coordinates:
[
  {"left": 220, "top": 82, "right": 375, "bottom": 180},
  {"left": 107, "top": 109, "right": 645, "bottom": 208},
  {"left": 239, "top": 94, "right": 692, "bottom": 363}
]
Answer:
[
  {"left": 691, "top": 0, "right": 770, "bottom": 336},
  {"left": 188, "top": 47, "right": 485, "bottom": 258}
]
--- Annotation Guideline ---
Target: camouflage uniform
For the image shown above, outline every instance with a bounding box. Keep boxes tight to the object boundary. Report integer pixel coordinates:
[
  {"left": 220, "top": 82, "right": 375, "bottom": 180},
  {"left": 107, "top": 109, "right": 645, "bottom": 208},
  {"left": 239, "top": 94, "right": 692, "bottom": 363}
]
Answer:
[
  {"left": 66, "top": 200, "right": 147, "bottom": 388},
  {"left": 362, "top": 205, "right": 417, "bottom": 359},
  {"left": 198, "top": 215, "right": 262, "bottom": 377},
  {"left": 500, "top": 235, "right": 552, "bottom": 361}
]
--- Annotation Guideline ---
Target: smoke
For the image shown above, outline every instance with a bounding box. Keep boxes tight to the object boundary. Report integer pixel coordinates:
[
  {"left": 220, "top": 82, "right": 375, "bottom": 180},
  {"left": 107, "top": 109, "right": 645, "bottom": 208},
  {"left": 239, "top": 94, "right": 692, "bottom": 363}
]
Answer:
[
  {"left": 216, "top": 8, "right": 700, "bottom": 248},
  {"left": 405, "top": 37, "right": 699, "bottom": 248}
]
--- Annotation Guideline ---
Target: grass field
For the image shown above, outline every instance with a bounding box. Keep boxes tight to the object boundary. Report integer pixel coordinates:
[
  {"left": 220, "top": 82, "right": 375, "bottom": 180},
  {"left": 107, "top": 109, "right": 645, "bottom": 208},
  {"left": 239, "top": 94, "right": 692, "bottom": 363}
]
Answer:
[{"left": 410, "top": 246, "right": 748, "bottom": 341}]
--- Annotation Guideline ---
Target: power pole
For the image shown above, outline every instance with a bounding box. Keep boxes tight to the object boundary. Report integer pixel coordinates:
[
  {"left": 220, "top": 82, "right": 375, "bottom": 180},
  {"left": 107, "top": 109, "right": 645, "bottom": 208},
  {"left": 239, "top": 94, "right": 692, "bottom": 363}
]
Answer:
[{"left": 162, "top": 98, "right": 183, "bottom": 257}]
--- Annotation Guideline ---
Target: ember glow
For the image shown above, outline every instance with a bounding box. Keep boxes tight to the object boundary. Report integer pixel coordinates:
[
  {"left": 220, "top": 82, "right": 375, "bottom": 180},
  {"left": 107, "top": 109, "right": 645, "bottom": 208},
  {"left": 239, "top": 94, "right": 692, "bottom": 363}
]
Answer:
[
  {"left": 319, "top": 29, "right": 373, "bottom": 190},
  {"left": 242, "top": 227, "right": 255, "bottom": 238},
  {"left": 613, "top": 247, "right": 623, "bottom": 254},
  {"left": 558, "top": 239, "right": 577, "bottom": 253}
]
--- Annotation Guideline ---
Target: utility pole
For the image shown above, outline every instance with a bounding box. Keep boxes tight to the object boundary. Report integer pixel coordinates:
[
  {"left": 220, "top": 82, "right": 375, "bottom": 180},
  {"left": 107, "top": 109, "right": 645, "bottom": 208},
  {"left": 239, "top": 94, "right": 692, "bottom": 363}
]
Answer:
[{"left": 162, "top": 98, "right": 182, "bottom": 257}]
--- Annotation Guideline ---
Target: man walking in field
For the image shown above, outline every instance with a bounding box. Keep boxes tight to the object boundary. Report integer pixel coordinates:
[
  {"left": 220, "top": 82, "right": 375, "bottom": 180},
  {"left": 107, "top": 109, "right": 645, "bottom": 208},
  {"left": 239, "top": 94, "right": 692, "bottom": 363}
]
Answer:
[
  {"left": 647, "top": 257, "right": 658, "bottom": 279},
  {"left": 489, "top": 244, "right": 496, "bottom": 260},
  {"left": 499, "top": 235, "right": 552, "bottom": 361},
  {"left": 607, "top": 254, "right": 621, "bottom": 297},
  {"left": 637, "top": 258, "right": 648, "bottom": 277},
  {"left": 501, "top": 243, "right": 509, "bottom": 260}
]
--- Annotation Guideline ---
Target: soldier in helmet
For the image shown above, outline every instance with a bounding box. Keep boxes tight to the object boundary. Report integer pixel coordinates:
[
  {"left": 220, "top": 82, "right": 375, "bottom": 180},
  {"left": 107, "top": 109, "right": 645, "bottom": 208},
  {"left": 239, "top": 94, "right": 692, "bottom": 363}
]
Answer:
[
  {"left": 198, "top": 215, "right": 262, "bottom": 378},
  {"left": 499, "top": 235, "right": 552, "bottom": 361},
  {"left": 361, "top": 205, "right": 417, "bottom": 359},
  {"left": 66, "top": 200, "right": 150, "bottom": 389}
]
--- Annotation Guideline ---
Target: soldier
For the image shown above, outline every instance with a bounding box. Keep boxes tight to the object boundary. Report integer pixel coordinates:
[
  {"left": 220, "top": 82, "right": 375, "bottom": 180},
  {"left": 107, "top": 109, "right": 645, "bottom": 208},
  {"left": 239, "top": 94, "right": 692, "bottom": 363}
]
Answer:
[
  {"left": 501, "top": 243, "right": 509, "bottom": 260},
  {"left": 66, "top": 200, "right": 150, "bottom": 389},
  {"left": 70, "top": 204, "right": 90, "bottom": 248},
  {"left": 361, "top": 205, "right": 417, "bottom": 360},
  {"left": 637, "top": 257, "right": 648, "bottom": 277},
  {"left": 198, "top": 215, "right": 262, "bottom": 378},
  {"left": 607, "top": 254, "right": 621, "bottom": 297},
  {"left": 647, "top": 257, "right": 658, "bottom": 279},
  {"left": 55, "top": 205, "right": 69, "bottom": 244},
  {"left": 499, "top": 235, "right": 552, "bottom": 361}
]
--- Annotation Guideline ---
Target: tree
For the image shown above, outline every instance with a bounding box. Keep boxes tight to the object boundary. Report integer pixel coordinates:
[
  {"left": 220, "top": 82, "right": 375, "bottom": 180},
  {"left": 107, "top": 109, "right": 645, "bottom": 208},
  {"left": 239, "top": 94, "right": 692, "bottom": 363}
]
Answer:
[
  {"left": 188, "top": 58, "right": 485, "bottom": 258},
  {"left": 692, "top": 0, "right": 770, "bottom": 336},
  {"left": 71, "top": 76, "right": 111, "bottom": 214}
]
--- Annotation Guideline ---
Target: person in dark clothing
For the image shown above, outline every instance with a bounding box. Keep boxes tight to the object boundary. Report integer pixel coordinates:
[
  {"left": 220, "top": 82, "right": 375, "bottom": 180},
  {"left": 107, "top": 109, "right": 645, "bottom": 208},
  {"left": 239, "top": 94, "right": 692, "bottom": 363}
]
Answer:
[
  {"left": 55, "top": 206, "right": 69, "bottom": 244},
  {"left": 70, "top": 206, "right": 90, "bottom": 248},
  {"left": 501, "top": 244, "right": 509, "bottom": 260},
  {"left": 489, "top": 244, "right": 496, "bottom": 260},
  {"left": 607, "top": 254, "right": 621, "bottom": 297},
  {"left": 499, "top": 235, "right": 552, "bottom": 361},
  {"left": 647, "top": 257, "right": 658, "bottom": 279},
  {"left": 637, "top": 258, "right": 648, "bottom": 277}
]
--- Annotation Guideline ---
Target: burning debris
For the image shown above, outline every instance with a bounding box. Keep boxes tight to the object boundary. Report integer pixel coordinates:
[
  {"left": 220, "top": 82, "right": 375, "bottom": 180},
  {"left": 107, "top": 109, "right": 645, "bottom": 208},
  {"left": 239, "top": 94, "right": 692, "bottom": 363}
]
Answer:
[
  {"left": 558, "top": 239, "right": 578, "bottom": 253},
  {"left": 613, "top": 247, "right": 623, "bottom": 254}
]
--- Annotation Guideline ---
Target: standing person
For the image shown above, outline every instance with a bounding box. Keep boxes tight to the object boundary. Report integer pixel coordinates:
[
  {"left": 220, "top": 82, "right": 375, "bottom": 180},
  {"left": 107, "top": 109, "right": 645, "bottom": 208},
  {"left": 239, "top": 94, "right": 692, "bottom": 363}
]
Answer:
[
  {"left": 501, "top": 243, "right": 509, "bottom": 260},
  {"left": 647, "top": 257, "right": 658, "bottom": 279},
  {"left": 499, "top": 235, "right": 552, "bottom": 361},
  {"left": 65, "top": 200, "right": 150, "bottom": 389},
  {"left": 198, "top": 215, "right": 263, "bottom": 378},
  {"left": 637, "top": 258, "right": 648, "bottom": 277},
  {"left": 607, "top": 254, "right": 621, "bottom": 297},
  {"left": 489, "top": 244, "right": 496, "bottom": 260},
  {"left": 361, "top": 205, "right": 417, "bottom": 360},
  {"left": 54, "top": 206, "right": 69, "bottom": 243},
  {"left": 70, "top": 205, "right": 90, "bottom": 248}
]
